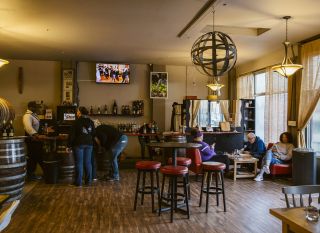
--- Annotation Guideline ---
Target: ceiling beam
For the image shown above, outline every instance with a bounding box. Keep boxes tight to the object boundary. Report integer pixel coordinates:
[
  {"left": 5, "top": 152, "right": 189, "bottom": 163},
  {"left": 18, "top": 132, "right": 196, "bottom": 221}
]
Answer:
[{"left": 177, "top": 0, "right": 217, "bottom": 38}]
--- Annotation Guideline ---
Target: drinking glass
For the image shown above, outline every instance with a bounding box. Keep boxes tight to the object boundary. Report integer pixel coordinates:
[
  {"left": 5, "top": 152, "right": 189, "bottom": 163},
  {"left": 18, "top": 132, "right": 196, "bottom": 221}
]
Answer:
[{"left": 305, "top": 206, "right": 319, "bottom": 222}]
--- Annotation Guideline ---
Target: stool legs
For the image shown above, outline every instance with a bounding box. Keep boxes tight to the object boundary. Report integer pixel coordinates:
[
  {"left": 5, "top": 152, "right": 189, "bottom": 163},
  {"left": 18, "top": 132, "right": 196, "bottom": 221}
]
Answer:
[
  {"left": 199, "top": 170, "right": 226, "bottom": 213},
  {"left": 133, "top": 170, "right": 141, "bottom": 211},
  {"left": 133, "top": 169, "right": 160, "bottom": 212},
  {"left": 159, "top": 174, "right": 189, "bottom": 222}
]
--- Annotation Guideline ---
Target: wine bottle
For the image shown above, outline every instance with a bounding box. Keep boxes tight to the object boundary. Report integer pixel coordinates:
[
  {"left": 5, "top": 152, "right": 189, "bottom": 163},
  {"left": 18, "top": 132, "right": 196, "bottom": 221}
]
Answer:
[
  {"left": 90, "top": 106, "right": 94, "bottom": 115},
  {"left": 8, "top": 120, "right": 14, "bottom": 137},
  {"left": 2, "top": 120, "right": 7, "bottom": 137},
  {"left": 113, "top": 101, "right": 118, "bottom": 115},
  {"left": 104, "top": 105, "right": 108, "bottom": 114},
  {"left": 97, "top": 107, "right": 101, "bottom": 114}
]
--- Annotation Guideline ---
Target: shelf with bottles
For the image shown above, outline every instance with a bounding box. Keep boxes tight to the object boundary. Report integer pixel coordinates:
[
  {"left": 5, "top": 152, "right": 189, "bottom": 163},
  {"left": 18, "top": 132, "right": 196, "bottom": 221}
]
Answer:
[
  {"left": 88, "top": 100, "right": 144, "bottom": 117},
  {"left": 1, "top": 120, "right": 15, "bottom": 138},
  {"left": 90, "top": 113, "right": 143, "bottom": 117}
]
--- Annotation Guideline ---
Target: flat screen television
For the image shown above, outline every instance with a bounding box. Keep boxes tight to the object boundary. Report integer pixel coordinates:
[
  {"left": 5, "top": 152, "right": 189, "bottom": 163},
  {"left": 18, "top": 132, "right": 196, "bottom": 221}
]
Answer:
[{"left": 96, "top": 63, "right": 130, "bottom": 84}]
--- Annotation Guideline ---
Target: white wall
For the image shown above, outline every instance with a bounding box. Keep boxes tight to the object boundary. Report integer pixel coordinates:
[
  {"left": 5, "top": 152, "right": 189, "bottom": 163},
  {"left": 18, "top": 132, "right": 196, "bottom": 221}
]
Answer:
[{"left": 0, "top": 60, "right": 61, "bottom": 135}]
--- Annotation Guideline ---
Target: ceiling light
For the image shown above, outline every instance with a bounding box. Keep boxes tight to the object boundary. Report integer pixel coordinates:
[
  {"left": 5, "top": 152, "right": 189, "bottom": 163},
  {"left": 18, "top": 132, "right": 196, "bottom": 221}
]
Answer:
[
  {"left": 272, "top": 16, "right": 303, "bottom": 77},
  {"left": 0, "top": 59, "right": 9, "bottom": 68}
]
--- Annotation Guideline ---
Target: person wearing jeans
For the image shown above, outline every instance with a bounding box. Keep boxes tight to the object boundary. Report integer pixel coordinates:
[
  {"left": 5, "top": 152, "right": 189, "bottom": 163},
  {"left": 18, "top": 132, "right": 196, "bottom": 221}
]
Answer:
[
  {"left": 254, "top": 132, "right": 294, "bottom": 181},
  {"left": 95, "top": 124, "right": 128, "bottom": 181},
  {"left": 68, "top": 107, "right": 95, "bottom": 186}
]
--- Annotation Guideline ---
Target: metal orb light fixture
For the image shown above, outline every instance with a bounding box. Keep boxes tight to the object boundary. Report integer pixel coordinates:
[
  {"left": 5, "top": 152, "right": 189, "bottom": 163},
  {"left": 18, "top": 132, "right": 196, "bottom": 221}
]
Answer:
[{"left": 191, "top": 31, "right": 237, "bottom": 77}]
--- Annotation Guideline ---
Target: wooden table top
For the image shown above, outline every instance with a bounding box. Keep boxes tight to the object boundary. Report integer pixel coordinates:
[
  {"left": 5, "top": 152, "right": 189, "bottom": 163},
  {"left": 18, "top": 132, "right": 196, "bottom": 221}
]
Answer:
[
  {"left": 147, "top": 142, "right": 201, "bottom": 149},
  {"left": 270, "top": 207, "right": 320, "bottom": 233}
]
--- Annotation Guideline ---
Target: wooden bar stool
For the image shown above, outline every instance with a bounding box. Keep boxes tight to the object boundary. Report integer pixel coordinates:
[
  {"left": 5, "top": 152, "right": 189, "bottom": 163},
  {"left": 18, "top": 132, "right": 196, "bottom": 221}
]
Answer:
[
  {"left": 167, "top": 157, "right": 192, "bottom": 199},
  {"left": 199, "top": 161, "right": 226, "bottom": 213},
  {"left": 133, "top": 161, "right": 161, "bottom": 212},
  {"left": 159, "top": 165, "right": 189, "bottom": 222}
]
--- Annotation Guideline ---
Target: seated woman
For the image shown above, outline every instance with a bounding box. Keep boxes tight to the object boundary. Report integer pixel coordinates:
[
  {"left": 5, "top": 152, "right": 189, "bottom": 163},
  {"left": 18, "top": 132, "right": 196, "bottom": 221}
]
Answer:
[
  {"left": 191, "top": 129, "right": 230, "bottom": 172},
  {"left": 254, "top": 132, "right": 294, "bottom": 181}
]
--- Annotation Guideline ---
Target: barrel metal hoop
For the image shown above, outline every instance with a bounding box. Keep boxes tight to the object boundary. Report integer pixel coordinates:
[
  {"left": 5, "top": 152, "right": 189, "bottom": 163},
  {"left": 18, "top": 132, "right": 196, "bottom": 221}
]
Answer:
[
  {"left": 0, "top": 153, "right": 26, "bottom": 159},
  {"left": 0, "top": 172, "right": 26, "bottom": 181},
  {"left": 0, "top": 181, "right": 25, "bottom": 191},
  {"left": 0, "top": 187, "right": 23, "bottom": 195},
  {"left": 0, "top": 161, "right": 26, "bottom": 169}
]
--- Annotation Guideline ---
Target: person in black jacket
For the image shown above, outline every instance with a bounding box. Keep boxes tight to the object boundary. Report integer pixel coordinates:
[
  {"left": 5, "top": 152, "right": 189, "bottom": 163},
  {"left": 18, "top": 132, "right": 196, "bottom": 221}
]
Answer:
[
  {"left": 68, "top": 107, "right": 95, "bottom": 186},
  {"left": 94, "top": 124, "right": 128, "bottom": 181}
]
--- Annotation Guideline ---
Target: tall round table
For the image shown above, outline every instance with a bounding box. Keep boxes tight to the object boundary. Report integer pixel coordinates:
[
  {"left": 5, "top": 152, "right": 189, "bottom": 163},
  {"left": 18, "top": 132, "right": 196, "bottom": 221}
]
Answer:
[{"left": 147, "top": 142, "right": 201, "bottom": 165}]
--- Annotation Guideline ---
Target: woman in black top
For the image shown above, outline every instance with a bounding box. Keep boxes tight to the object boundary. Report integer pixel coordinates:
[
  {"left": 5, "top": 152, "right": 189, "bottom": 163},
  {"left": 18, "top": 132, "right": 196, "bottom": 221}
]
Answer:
[{"left": 68, "top": 107, "right": 95, "bottom": 186}]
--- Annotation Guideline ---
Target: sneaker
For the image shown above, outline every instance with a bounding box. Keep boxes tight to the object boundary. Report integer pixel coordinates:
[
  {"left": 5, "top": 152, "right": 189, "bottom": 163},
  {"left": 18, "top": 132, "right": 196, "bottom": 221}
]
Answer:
[
  {"left": 254, "top": 175, "right": 263, "bottom": 181},
  {"left": 106, "top": 177, "right": 120, "bottom": 182},
  {"left": 263, "top": 165, "right": 270, "bottom": 174},
  {"left": 27, "top": 174, "right": 42, "bottom": 181}
]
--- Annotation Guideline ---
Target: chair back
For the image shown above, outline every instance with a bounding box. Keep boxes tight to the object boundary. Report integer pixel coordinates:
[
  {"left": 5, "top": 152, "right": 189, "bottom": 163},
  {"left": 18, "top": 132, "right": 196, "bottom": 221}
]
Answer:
[
  {"left": 282, "top": 185, "right": 320, "bottom": 208},
  {"left": 186, "top": 148, "right": 202, "bottom": 165}
]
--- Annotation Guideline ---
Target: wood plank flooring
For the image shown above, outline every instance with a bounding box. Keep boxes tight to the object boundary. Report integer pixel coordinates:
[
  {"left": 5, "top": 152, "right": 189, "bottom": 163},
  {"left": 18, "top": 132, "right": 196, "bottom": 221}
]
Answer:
[{"left": 2, "top": 170, "right": 290, "bottom": 233}]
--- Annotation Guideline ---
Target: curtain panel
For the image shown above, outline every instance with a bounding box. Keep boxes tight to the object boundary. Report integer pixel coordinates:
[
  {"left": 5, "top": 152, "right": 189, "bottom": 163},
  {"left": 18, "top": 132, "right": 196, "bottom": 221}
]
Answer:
[{"left": 296, "top": 39, "right": 320, "bottom": 147}]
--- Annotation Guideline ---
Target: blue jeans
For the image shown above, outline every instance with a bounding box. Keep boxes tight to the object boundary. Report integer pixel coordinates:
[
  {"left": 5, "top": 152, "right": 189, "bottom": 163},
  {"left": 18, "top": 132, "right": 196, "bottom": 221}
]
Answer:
[
  {"left": 111, "top": 135, "right": 128, "bottom": 179},
  {"left": 263, "top": 150, "right": 285, "bottom": 167},
  {"left": 74, "top": 145, "right": 93, "bottom": 186}
]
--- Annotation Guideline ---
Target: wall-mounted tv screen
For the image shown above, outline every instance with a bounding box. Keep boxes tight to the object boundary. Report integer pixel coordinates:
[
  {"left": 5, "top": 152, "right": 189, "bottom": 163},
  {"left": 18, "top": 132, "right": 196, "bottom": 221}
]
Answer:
[{"left": 96, "top": 63, "right": 130, "bottom": 84}]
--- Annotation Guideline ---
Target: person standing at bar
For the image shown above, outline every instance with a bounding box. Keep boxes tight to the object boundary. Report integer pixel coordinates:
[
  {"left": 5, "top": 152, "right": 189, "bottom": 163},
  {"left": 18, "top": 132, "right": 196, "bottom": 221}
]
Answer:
[
  {"left": 68, "top": 107, "right": 95, "bottom": 186},
  {"left": 94, "top": 124, "right": 128, "bottom": 181},
  {"left": 23, "top": 101, "right": 44, "bottom": 180}
]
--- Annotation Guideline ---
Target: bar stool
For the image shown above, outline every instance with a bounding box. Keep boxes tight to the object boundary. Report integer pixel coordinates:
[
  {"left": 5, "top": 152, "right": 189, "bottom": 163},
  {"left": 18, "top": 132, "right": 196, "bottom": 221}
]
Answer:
[
  {"left": 199, "top": 161, "right": 226, "bottom": 213},
  {"left": 159, "top": 165, "right": 189, "bottom": 222},
  {"left": 167, "top": 157, "right": 192, "bottom": 199},
  {"left": 133, "top": 161, "right": 161, "bottom": 212}
]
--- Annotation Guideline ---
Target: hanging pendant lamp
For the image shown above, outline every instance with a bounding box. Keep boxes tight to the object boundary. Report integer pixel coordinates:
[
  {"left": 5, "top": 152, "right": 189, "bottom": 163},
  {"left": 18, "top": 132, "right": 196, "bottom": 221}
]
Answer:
[
  {"left": 0, "top": 59, "right": 9, "bottom": 68},
  {"left": 272, "top": 16, "right": 302, "bottom": 77}
]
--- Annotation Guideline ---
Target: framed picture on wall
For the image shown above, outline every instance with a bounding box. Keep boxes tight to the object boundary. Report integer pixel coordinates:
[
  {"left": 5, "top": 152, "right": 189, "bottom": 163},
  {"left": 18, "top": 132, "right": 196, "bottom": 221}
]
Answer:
[
  {"left": 150, "top": 72, "right": 168, "bottom": 99},
  {"left": 62, "top": 69, "right": 74, "bottom": 103}
]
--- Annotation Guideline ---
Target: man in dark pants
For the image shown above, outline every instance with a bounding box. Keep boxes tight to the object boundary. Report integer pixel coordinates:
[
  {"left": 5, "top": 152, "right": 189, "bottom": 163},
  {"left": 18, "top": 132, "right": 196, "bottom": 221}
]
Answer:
[
  {"left": 22, "top": 101, "right": 43, "bottom": 180},
  {"left": 94, "top": 124, "right": 128, "bottom": 181}
]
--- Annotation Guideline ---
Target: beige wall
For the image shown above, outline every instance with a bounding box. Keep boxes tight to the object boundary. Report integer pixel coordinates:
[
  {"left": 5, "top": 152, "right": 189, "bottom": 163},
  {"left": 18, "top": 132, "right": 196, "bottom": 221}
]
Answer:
[
  {"left": 77, "top": 62, "right": 151, "bottom": 157},
  {"left": 0, "top": 59, "right": 61, "bottom": 135},
  {"left": 236, "top": 49, "right": 283, "bottom": 75}
]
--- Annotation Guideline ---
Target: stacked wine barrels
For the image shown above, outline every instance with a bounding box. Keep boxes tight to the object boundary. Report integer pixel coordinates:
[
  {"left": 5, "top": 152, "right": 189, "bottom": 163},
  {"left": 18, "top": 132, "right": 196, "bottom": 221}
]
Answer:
[
  {"left": 57, "top": 145, "right": 75, "bottom": 184},
  {"left": 0, "top": 137, "right": 26, "bottom": 202},
  {"left": 0, "top": 97, "right": 15, "bottom": 123}
]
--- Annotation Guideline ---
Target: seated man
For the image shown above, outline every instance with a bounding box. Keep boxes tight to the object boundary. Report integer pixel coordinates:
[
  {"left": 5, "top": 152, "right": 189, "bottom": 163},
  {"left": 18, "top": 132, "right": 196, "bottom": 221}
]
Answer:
[
  {"left": 191, "top": 129, "right": 230, "bottom": 172},
  {"left": 243, "top": 133, "right": 266, "bottom": 160},
  {"left": 95, "top": 124, "right": 128, "bottom": 181},
  {"left": 254, "top": 132, "right": 294, "bottom": 181}
]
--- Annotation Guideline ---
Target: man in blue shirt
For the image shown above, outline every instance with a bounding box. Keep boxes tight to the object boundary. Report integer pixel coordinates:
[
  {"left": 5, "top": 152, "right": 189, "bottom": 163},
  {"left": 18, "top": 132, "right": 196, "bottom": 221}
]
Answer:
[{"left": 243, "top": 133, "right": 266, "bottom": 159}]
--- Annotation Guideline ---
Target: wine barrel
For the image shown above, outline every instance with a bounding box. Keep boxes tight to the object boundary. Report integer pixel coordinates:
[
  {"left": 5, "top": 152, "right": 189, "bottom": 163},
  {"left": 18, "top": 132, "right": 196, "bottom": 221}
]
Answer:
[
  {"left": 95, "top": 149, "right": 112, "bottom": 176},
  {"left": 0, "top": 97, "right": 15, "bottom": 124},
  {"left": 57, "top": 145, "right": 75, "bottom": 184},
  {"left": 0, "top": 137, "right": 26, "bottom": 202}
]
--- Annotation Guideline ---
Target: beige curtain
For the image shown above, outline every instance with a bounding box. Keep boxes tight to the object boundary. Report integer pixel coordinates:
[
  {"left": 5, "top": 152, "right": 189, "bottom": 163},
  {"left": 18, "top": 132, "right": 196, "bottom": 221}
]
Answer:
[
  {"left": 191, "top": 100, "right": 201, "bottom": 127},
  {"left": 237, "top": 73, "right": 254, "bottom": 99},
  {"left": 233, "top": 100, "right": 242, "bottom": 127},
  {"left": 264, "top": 68, "right": 288, "bottom": 143},
  {"left": 219, "top": 100, "right": 230, "bottom": 122},
  {"left": 296, "top": 39, "right": 320, "bottom": 147}
]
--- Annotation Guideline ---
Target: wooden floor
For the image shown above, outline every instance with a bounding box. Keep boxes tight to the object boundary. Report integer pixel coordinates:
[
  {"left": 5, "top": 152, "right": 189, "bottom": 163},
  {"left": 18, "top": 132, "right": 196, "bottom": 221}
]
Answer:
[{"left": 3, "top": 170, "right": 290, "bottom": 233}]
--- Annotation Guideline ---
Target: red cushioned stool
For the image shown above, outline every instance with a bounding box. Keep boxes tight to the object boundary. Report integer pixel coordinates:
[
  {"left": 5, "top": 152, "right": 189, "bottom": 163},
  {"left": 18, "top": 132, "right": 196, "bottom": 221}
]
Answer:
[
  {"left": 199, "top": 161, "right": 226, "bottom": 213},
  {"left": 167, "top": 157, "right": 192, "bottom": 200},
  {"left": 133, "top": 161, "right": 161, "bottom": 212},
  {"left": 159, "top": 165, "right": 190, "bottom": 222}
]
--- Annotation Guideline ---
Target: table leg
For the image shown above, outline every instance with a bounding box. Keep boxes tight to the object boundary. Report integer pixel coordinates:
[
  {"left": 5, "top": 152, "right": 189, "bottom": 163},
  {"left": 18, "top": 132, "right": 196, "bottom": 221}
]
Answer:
[
  {"left": 233, "top": 161, "right": 237, "bottom": 181},
  {"left": 254, "top": 161, "right": 257, "bottom": 176},
  {"left": 172, "top": 149, "right": 177, "bottom": 166},
  {"left": 282, "top": 221, "right": 289, "bottom": 233}
]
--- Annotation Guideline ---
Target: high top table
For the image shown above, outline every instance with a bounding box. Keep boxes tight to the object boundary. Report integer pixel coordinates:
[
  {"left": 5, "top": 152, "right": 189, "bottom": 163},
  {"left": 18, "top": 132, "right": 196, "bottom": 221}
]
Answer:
[{"left": 147, "top": 142, "right": 201, "bottom": 165}]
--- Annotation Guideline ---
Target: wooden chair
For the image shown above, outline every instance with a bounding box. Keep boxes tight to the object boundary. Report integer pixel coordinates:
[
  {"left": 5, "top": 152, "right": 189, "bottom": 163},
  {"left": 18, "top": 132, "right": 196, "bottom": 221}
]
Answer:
[{"left": 282, "top": 185, "right": 320, "bottom": 208}]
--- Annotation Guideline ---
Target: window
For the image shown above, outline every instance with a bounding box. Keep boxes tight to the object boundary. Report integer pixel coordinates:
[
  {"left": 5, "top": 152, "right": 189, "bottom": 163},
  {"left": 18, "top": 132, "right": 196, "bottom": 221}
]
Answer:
[
  {"left": 238, "top": 69, "right": 288, "bottom": 143},
  {"left": 309, "top": 101, "right": 320, "bottom": 153},
  {"left": 196, "top": 100, "right": 223, "bottom": 127}
]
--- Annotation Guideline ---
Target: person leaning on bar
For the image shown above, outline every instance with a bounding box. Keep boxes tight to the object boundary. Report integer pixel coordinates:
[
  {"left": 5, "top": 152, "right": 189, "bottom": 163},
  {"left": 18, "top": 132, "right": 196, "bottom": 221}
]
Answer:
[{"left": 22, "top": 101, "right": 44, "bottom": 181}]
